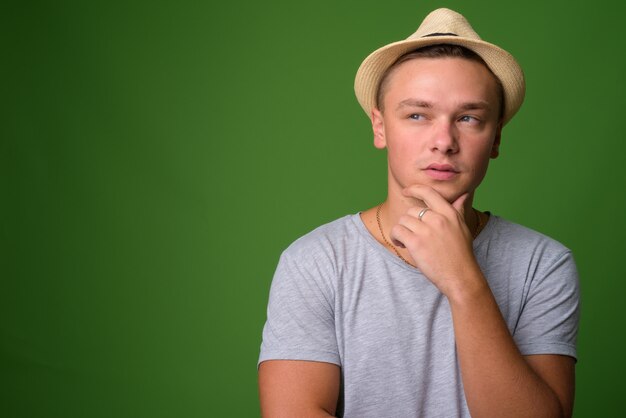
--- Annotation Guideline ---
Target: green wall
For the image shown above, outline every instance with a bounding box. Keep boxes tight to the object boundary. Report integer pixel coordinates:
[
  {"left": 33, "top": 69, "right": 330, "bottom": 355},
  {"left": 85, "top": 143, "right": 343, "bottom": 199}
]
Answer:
[{"left": 3, "top": 0, "right": 624, "bottom": 416}]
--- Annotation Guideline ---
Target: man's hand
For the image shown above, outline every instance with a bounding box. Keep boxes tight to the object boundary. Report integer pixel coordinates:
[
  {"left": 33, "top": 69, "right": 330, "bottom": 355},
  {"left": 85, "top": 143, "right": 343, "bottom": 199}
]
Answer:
[{"left": 389, "top": 184, "right": 480, "bottom": 296}]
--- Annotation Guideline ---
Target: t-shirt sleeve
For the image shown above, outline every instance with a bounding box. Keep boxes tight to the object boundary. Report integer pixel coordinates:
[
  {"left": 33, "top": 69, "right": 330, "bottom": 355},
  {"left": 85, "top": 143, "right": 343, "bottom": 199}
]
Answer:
[
  {"left": 513, "top": 250, "right": 580, "bottom": 360},
  {"left": 258, "top": 247, "right": 340, "bottom": 367}
]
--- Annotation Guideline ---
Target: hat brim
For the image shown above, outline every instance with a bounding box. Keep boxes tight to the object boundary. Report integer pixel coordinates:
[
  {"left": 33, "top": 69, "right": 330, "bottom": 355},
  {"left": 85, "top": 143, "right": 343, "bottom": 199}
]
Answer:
[{"left": 354, "top": 36, "right": 525, "bottom": 125}]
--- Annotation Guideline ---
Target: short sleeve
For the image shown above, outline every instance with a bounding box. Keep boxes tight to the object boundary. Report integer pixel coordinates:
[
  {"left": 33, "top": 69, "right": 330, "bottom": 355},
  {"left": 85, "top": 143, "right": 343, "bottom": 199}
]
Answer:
[
  {"left": 513, "top": 250, "right": 580, "bottom": 360},
  {"left": 258, "top": 248, "right": 340, "bottom": 367}
]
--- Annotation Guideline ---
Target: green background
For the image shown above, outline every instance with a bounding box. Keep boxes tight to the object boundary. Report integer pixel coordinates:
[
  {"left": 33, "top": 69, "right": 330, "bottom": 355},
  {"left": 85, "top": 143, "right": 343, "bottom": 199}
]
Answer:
[{"left": 3, "top": 0, "right": 624, "bottom": 416}]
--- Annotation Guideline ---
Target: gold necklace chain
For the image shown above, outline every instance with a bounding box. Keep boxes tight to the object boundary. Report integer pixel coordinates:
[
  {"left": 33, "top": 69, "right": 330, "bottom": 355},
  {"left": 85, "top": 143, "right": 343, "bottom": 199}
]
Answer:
[{"left": 375, "top": 203, "right": 484, "bottom": 267}]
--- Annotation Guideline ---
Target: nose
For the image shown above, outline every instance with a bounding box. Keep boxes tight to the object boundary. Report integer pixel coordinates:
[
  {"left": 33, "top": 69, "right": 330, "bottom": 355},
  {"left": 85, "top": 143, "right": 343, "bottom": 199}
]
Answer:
[{"left": 430, "top": 120, "right": 459, "bottom": 154}]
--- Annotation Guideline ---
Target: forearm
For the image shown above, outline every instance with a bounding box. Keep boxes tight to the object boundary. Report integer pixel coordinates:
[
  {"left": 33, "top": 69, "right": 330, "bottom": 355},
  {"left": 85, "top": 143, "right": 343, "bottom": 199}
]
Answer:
[
  {"left": 447, "top": 271, "right": 565, "bottom": 418},
  {"left": 260, "top": 406, "right": 335, "bottom": 418}
]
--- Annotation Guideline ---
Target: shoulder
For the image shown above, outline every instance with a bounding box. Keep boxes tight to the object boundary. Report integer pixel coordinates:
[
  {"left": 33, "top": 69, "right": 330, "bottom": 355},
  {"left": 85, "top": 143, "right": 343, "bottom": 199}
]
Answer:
[
  {"left": 274, "top": 213, "right": 371, "bottom": 289},
  {"left": 483, "top": 215, "right": 572, "bottom": 259},
  {"left": 479, "top": 215, "right": 579, "bottom": 284},
  {"left": 282, "top": 214, "right": 362, "bottom": 260},
  {"left": 269, "top": 215, "right": 362, "bottom": 303}
]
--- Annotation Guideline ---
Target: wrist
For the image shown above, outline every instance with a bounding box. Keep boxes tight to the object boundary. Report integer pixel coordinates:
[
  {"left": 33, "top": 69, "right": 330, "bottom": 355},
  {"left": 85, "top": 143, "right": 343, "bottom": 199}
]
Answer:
[{"left": 444, "top": 265, "right": 490, "bottom": 306}]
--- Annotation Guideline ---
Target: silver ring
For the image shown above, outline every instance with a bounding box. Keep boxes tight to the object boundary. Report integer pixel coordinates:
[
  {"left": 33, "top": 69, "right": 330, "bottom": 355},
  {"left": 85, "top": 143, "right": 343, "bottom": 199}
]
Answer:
[{"left": 417, "top": 207, "right": 430, "bottom": 221}]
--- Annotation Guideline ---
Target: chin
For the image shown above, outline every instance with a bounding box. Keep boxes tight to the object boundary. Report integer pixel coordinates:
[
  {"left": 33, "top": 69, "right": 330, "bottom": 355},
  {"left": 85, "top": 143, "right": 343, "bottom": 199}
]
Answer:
[{"left": 429, "top": 185, "right": 462, "bottom": 202}]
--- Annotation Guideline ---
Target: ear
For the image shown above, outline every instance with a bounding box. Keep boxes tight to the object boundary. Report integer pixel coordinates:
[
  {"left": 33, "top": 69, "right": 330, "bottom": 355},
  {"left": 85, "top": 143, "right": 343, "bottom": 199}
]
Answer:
[
  {"left": 371, "top": 108, "right": 387, "bottom": 149},
  {"left": 490, "top": 121, "right": 503, "bottom": 159}
]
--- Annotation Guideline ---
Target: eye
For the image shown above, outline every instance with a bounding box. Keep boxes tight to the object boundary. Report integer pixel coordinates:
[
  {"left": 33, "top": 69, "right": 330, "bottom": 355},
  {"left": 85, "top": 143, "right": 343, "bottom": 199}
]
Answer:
[
  {"left": 409, "top": 113, "right": 424, "bottom": 120},
  {"left": 459, "top": 115, "right": 480, "bottom": 125}
]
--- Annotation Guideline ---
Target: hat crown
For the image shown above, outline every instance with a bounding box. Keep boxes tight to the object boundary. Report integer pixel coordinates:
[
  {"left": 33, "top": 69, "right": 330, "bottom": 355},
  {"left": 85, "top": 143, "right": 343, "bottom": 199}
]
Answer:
[{"left": 409, "top": 8, "right": 481, "bottom": 41}]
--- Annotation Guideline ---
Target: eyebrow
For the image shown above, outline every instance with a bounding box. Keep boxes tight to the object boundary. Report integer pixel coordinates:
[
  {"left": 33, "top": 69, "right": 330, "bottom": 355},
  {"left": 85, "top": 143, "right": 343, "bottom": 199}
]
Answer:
[
  {"left": 396, "top": 99, "right": 432, "bottom": 111},
  {"left": 458, "top": 101, "right": 491, "bottom": 110},
  {"left": 396, "top": 99, "right": 492, "bottom": 111}
]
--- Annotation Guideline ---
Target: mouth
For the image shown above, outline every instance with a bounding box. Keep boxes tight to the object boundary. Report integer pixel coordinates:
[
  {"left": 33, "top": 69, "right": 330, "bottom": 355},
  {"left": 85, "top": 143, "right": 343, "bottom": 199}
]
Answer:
[{"left": 424, "top": 163, "right": 459, "bottom": 180}]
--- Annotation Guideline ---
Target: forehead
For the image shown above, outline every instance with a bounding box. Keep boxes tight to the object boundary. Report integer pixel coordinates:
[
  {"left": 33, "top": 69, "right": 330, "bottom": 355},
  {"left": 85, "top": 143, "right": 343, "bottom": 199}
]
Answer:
[{"left": 383, "top": 57, "right": 501, "bottom": 109}]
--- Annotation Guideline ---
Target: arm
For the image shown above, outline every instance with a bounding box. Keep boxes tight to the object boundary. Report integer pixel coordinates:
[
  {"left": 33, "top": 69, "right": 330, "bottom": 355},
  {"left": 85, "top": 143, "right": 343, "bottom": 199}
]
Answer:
[
  {"left": 391, "top": 185, "right": 576, "bottom": 418},
  {"left": 447, "top": 274, "right": 574, "bottom": 417},
  {"left": 258, "top": 247, "right": 341, "bottom": 417},
  {"left": 258, "top": 360, "right": 340, "bottom": 417}
]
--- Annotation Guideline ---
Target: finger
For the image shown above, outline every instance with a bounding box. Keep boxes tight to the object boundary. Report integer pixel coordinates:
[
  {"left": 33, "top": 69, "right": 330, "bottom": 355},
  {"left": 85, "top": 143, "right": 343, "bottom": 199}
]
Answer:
[
  {"left": 390, "top": 224, "right": 416, "bottom": 249},
  {"left": 452, "top": 193, "right": 469, "bottom": 217},
  {"left": 402, "top": 185, "right": 453, "bottom": 215},
  {"left": 392, "top": 238, "right": 405, "bottom": 248},
  {"left": 407, "top": 206, "right": 433, "bottom": 222},
  {"left": 397, "top": 213, "right": 423, "bottom": 232}
]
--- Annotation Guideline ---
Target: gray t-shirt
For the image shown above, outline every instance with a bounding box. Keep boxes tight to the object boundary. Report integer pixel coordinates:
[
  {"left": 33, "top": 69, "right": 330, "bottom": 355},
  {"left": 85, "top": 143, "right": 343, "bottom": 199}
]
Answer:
[{"left": 259, "top": 213, "right": 579, "bottom": 417}]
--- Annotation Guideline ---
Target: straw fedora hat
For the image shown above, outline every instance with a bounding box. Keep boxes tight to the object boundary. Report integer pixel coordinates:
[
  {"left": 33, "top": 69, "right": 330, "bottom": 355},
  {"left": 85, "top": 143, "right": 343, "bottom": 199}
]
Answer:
[{"left": 354, "top": 8, "right": 525, "bottom": 125}]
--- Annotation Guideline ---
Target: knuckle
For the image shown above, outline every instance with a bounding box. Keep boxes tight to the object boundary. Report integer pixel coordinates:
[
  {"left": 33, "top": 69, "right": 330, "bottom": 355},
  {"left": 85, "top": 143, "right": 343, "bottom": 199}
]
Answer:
[
  {"left": 407, "top": 207, "right": 422, "bottom": 218},
  {"left": 390, "top": 224, "right": 403, "bottom": 237},
  {"left": 431, "top": 214, "right": 445, "bottom": 228}
]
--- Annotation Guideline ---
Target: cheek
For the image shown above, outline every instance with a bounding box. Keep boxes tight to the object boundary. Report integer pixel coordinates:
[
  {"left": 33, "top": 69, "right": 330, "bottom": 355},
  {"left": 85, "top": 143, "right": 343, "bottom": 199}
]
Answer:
[
  {"left": 387, "top": 142, "right": 415, "bottom": 167},
  {"left": 470, "top": 154, "right": 493, "bottom": 183},
  {"left": 386, "top": 129, "right": 422, "bottom": 154},
  {"left": 469, "top": 137, "right": 497, "bottom": 164}
]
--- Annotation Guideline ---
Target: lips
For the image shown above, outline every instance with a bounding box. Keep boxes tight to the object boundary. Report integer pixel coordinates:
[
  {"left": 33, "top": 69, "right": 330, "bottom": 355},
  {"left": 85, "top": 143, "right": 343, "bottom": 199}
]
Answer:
[{"left": 424, "top": 163, "right": 459, "bottom": 180}]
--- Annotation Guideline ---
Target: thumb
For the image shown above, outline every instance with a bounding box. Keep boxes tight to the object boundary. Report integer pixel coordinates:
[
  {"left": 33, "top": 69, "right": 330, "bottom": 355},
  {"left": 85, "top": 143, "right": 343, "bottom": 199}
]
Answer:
[{"left": 452, "top": 193, "right": 469, "bottom": 216}]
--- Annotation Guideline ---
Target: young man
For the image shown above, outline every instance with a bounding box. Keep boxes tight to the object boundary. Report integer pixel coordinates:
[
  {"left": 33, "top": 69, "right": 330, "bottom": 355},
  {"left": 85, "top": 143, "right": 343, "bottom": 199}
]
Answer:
[{"left": 258, "top": 8, "right": 579, "bottom": 418}]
